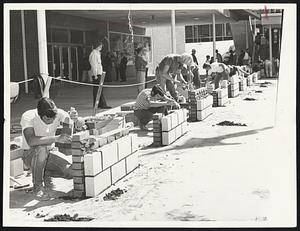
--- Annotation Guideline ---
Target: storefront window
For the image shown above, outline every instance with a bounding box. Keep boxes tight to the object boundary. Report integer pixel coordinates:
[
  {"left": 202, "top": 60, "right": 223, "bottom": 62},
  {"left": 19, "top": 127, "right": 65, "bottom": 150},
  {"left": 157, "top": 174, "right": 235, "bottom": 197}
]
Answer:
[
  {"left": 70, "top": 30, "right": 83, "bottom": 44},
  {"left": 52, "top": 28, "right": 69, "bottom": 43}
]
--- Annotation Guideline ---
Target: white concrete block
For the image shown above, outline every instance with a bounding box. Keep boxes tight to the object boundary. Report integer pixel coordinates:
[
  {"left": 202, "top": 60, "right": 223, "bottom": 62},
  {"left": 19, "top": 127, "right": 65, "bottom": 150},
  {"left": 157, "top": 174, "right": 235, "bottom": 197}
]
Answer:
[
  {"left": 197, "top": 109, "right": 207, "bottom": 121},
  {"left": 84, "top": 152, "right": 102, "bottom": 176},
  {"left": 182, "top": 109, "right": 188, "bottom": 121},
  {"left": 126, "top": 151, "right": 139, "bottom": 174},
  {"left": 181, "top": 121, "right": 188, "bottom": 134},
  {"left": 161, "top": 115, "right": 172, "bottom": 132},
  {"left": 171, "top": 113, "right": 178, "bottom": 129},
  {"left": 162, "top": 129, "right": 176, "bottom": 145},
  {"left": 207, "top": 95, "right": 213, "bottom": 106},
  {"left": 130, "top": 134, "right": 139, "bottom": 153},
  {"left": 175, "top": 125, "right": 182, "bottom": 140},
  {"left": 117, "top": 135, "right": 132, "bottom": 160},
  {"left": 10, "top": 158, "right": 24, "bottom": 177},
  {"left": 196, "top": 98, "right": 205, "bottom": 111},
  {"left": 111, "top": 159, "right": 126, "bottom": 184},
  {"left": 85, "top": 168, "right": 111, "bottom": 197},
  {"left": 101, "top": 142, "right": 118, "bottom": 170}
]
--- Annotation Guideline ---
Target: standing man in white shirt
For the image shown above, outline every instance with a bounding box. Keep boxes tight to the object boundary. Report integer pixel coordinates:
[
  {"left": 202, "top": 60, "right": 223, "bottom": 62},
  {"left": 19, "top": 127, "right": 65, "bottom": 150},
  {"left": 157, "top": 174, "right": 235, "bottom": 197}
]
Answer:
[
  {"left": 20, "top": 97, "right": 74, "bottom": 200},
  {"left": 89, "top": 41, "right": 111, "bottom": 109}
]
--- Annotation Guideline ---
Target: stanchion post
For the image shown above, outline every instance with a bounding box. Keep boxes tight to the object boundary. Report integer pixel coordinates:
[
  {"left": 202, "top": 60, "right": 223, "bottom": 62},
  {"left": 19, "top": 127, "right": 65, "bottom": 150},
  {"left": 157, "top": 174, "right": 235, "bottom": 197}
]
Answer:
[{"left": 93, "top": 72, "right": 106, "bottom": 116}]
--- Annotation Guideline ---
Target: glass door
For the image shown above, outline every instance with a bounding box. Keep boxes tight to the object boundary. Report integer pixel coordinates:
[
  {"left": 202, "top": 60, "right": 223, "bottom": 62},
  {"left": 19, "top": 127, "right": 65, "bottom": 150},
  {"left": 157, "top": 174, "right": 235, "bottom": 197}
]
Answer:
[
  {"left": 71, "top": 47, "right": 79, "bottom": 81},
  {"left": 53, "top": 46, "right": 61, "bottom": 77},
  {"left": 61, "top": 47, "right": 69, "bottom": 79}
]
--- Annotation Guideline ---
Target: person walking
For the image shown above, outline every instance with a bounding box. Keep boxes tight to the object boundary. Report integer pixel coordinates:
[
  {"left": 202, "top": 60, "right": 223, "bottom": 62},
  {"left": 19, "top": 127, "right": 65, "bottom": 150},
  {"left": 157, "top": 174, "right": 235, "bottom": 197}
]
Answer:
[
  {"left": 135, "top": 47, "right": 148, "bottom": 94},
  {"left": 120, "top": 52, "right": 128, "bottom": 82},
  {"left": 89, "top": 41, "right": 111, "bottom": 109},
  {"left": 216, "top": 49, "right": 223, "bottom": 63},
  {"left": 191, "top": 49, "right": 199, "bottom": 65}
]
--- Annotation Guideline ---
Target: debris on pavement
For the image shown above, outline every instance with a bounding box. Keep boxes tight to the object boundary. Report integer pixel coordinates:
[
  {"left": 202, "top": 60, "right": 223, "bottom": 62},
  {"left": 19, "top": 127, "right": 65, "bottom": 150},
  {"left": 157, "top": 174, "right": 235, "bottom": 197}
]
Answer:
[
  {"left": 216, "top": 121, "right": 247, "bottom": 126},
  {"left": 44, "top": 213, "right": 94, "bottom": 222},
  {"left": 255, "top": 90, "right": 263, "bottom": 93},
  {"left": 244, "top": 97, "right": 257, "bottom": 101},
  {"left": 35, "top": 213, "right": 46, "bottom": 218},
  {"left": 259, "top": 84, "right": 268, "bottom": 88},
  {"left": 103, "top": 188, "right": 127, "bottom": 201}
]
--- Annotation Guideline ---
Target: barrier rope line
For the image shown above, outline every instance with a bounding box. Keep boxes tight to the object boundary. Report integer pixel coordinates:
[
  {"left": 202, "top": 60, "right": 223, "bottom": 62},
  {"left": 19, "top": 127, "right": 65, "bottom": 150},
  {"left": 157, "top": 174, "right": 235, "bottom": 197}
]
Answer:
[{"left": 15, "top": 79, "right": 34, "bottom": 84}]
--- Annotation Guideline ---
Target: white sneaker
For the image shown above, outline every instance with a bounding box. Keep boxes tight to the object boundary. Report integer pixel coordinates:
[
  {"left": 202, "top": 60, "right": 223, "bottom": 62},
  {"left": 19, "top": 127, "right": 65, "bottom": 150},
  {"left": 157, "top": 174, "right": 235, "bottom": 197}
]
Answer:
[{"left": 33, "top": 185, "right": 50, "bottom": 201}]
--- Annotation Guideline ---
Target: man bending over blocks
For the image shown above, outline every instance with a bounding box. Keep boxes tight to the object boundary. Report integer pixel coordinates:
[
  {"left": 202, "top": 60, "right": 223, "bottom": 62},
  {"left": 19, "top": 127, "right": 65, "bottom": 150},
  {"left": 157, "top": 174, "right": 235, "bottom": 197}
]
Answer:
[
  {"left": 133, "top": 85, "right": 181, "bottom": 131},
  {"left": 21, "top": 97, "right": 73, "bottom": 200}
]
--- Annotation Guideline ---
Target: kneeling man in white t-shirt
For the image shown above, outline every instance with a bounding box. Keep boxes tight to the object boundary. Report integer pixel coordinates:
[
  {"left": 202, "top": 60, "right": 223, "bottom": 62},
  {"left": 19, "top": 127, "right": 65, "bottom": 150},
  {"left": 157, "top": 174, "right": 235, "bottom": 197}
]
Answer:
[{"left": 21, "top": 97, "right": 73, "bottom": 200}]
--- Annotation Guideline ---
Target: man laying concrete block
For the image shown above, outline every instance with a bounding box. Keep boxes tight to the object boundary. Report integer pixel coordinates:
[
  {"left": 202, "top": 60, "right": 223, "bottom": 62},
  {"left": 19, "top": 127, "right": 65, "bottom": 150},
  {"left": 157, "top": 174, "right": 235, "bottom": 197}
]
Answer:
[
  {"left": 20, "top": 97, "right": 73, "bottom": 200},
  {"left": 133, "top": 84, "right": 180, "bottom": 131}
]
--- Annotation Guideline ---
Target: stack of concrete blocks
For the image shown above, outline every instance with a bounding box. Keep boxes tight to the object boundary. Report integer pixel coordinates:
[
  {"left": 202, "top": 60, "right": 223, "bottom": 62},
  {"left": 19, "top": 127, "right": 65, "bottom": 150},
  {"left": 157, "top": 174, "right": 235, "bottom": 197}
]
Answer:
[
  {"left": 188, "top": 87, "right": 213, "bottom": 122},
  {"left": 252, "top": 72, "right": 258, "bottom": 83},
  {"left": 161, "top": 109, "right": 188, "bottom": 146},
  {"left": 228, "top": 75, "right": 240, "bottom": 98},
  {"left": 152, "top": 109, "right": 188, "bottom": 146},
  {"left": 247, "top": 74, "right": 254, "bottom": 87},
  {"left": 10, "top": 136, "right": 24, "bottom": 179},
  {"left": 239, "top": 77, "right": 248, "bottom": 91},
  {"left": 212, "top": 81, "right": 229, "bottom": 107},
  {"left": 70, "top": 128, "right": 139, "bottom": 198},
  {"left": 120, "top": 102, "right": 139, "bottom": 126}
]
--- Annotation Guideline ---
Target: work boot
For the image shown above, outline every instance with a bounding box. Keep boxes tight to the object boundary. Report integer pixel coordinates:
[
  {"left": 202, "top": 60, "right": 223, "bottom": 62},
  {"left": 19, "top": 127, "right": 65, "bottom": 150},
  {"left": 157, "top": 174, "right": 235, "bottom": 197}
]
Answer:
[
  {"left": 44, "top": 175, "right": 54, "bottom": 190},
  {"left": 33, "top": 185, "right": 50, "bottom": 201}
]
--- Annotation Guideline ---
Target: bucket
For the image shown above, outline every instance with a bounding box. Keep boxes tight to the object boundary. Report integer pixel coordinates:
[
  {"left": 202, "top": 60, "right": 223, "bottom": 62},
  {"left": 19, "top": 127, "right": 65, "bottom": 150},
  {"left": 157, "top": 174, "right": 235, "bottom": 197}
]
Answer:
[{"left": 10, "top": 82, "right": 19, "bottom": 103}]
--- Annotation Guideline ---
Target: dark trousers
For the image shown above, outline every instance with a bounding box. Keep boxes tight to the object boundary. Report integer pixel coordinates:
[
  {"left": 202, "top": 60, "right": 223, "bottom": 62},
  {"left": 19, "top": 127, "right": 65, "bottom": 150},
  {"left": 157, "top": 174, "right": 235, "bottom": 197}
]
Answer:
[
  {"left": 120, "top": 66, "right": 127, "bottom": 81},
  {"left": 134, "top": 106, "right": 168, "bottom": 126},
  {"left": 92, "top": 76, "right": 107, "bottom": 107},
  {"left": 115, "top": 67, "right": 120, "bottom": 81},
  {"left": 144, "top": 68, "right": 149, "bottom": 88}
]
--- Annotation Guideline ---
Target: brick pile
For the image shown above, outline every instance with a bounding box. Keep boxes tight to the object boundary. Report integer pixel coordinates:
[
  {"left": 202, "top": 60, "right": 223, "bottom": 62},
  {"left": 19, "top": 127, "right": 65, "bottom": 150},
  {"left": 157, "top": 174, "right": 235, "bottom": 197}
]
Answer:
[{"left": 228, "top": 75, "right": 240, "bottom": 98}]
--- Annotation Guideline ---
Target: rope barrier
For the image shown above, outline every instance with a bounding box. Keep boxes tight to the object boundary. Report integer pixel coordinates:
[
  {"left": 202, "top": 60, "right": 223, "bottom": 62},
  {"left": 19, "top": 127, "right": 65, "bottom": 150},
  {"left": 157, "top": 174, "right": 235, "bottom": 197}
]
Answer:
[
  {"left": 50, "top": 76, "right": 157, "bottom": 88},
  {"left": 15, "top": 79, "right": 34, "bottom": 84}
]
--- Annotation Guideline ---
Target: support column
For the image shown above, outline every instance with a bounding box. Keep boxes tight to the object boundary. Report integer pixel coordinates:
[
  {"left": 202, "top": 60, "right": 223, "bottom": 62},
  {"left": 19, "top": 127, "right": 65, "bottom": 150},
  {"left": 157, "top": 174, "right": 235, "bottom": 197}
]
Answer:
[
  {"left": 171, "top": 10, "right": 176, "bottom": 53},
  {"left": 37, "top": 10, "right": 49, "bottom": 97},
  {"left": 106, "top": 20, "right": 110, "bottom": 52},
  {"left": 21, "top": 10, "right": 28, "bottom": 93},
  {"left": 269, "top": 25, "right": 273, "bottom": 76},
  {"left": 212, "top": 13, "right": 216, "bottom": 61},
  {"left": 245, "top": 21, "right": 249, "bottom": 49}
]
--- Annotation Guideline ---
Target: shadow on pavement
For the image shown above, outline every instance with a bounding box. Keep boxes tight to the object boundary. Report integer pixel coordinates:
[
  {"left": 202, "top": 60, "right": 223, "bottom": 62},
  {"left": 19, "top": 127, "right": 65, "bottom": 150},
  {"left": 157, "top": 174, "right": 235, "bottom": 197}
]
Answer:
[{"left": 141, "top": 126, "right": 274, "bottom": 157}]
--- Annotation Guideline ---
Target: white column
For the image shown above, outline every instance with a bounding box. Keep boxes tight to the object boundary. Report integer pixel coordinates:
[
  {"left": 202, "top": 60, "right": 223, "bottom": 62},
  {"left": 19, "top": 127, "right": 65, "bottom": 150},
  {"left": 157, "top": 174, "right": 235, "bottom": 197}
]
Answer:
[
  {"left": 21, "top": 10, "right": 28, "bottom": 93},
  {"left": 106, "top": 20, "right": 110, "bottom": 52},
  {"left": 171, "top": 10, "right": 176, "bottom": 53},
  {"left": 269, "top": 25, "right": 273, "bottom": 76},
  {"left": 36, "top": 10, "right": 49, "bottom": 97},
  {"left": 212, "top": 13, "right": 216, "bottom": 61},
  {"left": 245, "top": 21, "right": 249, "bottom": 49}
]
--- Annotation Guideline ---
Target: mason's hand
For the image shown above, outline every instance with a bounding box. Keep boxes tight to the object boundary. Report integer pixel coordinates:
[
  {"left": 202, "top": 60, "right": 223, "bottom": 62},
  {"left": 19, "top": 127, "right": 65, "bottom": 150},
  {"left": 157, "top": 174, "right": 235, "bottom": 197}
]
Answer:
[{"left": 57, "top": 134, "right": 72, "bottom": 143}]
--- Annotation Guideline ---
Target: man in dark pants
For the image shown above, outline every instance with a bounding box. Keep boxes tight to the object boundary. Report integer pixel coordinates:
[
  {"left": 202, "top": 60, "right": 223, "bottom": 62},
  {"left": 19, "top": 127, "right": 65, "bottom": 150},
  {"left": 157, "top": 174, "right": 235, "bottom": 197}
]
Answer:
[
  {"left": 133, "top": 85, "right": 180, "bottom": 130},
  {"left": 89, "top": 41, "right": 111, "bottom": 109},
  {"left": 120, "top": 52, "right": 128, "bottom": 82}
]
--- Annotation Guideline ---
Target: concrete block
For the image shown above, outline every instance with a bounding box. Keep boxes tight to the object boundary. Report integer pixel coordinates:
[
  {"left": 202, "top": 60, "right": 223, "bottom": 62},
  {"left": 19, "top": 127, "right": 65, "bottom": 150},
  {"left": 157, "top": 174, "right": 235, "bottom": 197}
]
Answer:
[
  {"left": 89, "top": 129, "right": 99, "bottom": 135},
  {"left": 183, "top": 109, "right": 188, "bottom": 121},
  {"left": 126, "top": 151, "right": 139, "bottom": 174},
  {"left": 196, "top": 98, "right": 205, "bottom": 111},
  {"left": 161, "top": 115, "right": 172, "bottom": 132},
  {"left": 72, "top": 130, "right": 90, "bottom": 142},
  {"left": 175, "top": 125, "right": 182, "bottom": 140},
  {"left": 61, "top": 126, "right": 73, "bottom": 136},
  {"left": 101, "top": 142, "right": 118, "bottom": 170},
  {"left": 197, "top": 109, "right": 207, "bottom": 121},
  {"left": 10, "top": 158, "right": 24, "bottom": 177},
  {"left": 83, "top": 152, "right": 102, "bottom": 176},
  {"left": 177, "top": 109, "right": 183, "bottom": 124},
  {"left": 117, "top": 135, "right": 132, "bottom": 160},
  {"left": 111, "top": 159, "right": 126, "bottom": 184},
  {"left": 181, "top": 121, "right": 188, "bottom": 134},
  {"left": 58, "top": 148, "right": 72, "bottom": 156},
  {"left": 171, "top": 113, "right": 178, "bottom": 129},
  {"left": 85, "top": 168, "right": 112, "bottom": 197},
  {"left": 71, "top": 141, "right": 88, "bottom": 149},
  {"left": 162, "top": 129, "right": 176, "bottom": 145},
  {"left": 10, "top": 148, "right": 24, "bottom": 161},
  {"left": 131, "top": 134, "right": 139, "bottom": 152},
  {"left": 86, "top": 121, "right": 96, "bottom": 130},
  {"left": 73, "top": 190, "right": 85, "bottom": 198}
]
